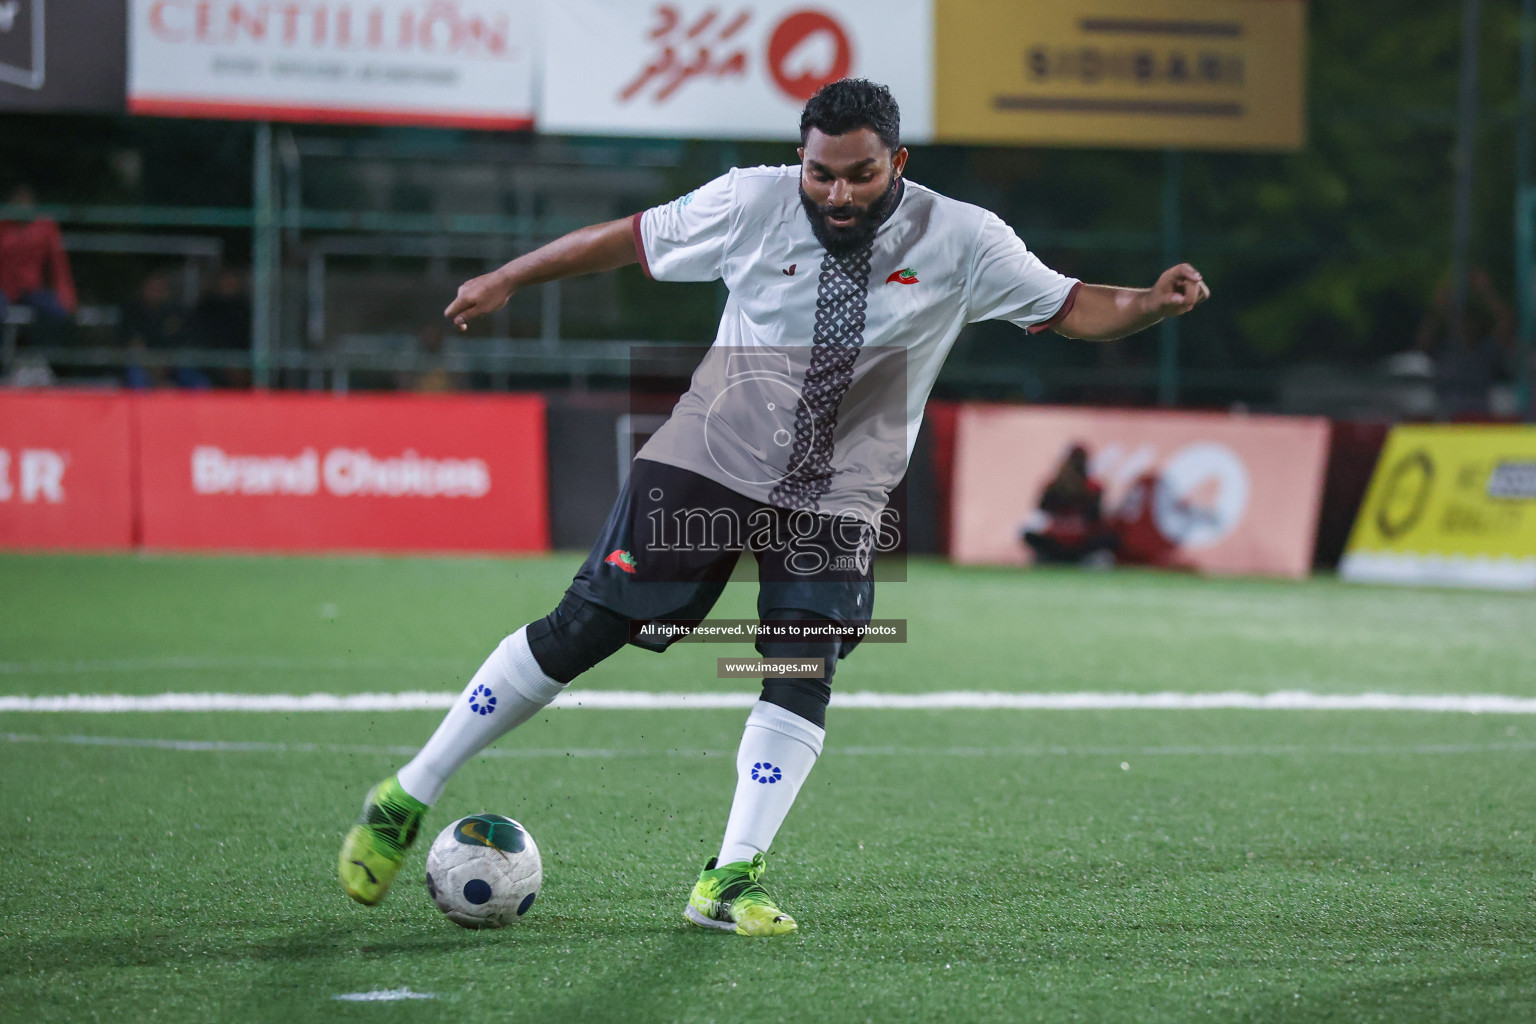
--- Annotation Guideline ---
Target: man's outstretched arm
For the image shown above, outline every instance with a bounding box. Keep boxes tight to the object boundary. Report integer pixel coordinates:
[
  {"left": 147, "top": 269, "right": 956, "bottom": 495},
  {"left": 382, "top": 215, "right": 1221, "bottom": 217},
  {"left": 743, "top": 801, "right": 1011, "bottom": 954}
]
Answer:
[
  {"left": 444, "top": 216, "right": 638, "bottom": 331},
  {"left": 1054, "top": 263, "right": 1210, "bottom": 342}
]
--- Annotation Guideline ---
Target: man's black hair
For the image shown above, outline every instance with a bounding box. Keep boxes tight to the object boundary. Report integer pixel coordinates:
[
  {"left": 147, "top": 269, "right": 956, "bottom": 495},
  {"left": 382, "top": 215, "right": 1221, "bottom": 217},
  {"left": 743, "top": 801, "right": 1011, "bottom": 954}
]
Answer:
[{"left": 799, "top": 79, "right": 901, "bottom": 151}]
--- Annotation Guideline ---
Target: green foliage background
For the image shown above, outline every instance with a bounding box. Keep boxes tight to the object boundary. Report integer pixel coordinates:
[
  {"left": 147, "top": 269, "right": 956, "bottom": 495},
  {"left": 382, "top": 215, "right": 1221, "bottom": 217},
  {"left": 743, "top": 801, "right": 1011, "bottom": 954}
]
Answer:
[{"left": 914, "top": 0, "right": 1529, "bottom": 396}]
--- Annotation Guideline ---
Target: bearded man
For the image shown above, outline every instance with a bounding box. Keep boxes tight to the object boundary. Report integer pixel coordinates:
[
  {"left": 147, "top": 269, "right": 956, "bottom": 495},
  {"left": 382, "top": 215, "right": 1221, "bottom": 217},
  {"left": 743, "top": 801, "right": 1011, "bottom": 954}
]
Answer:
[{"left": 338, "top": 78, "right": 1208, "bottom": 936}]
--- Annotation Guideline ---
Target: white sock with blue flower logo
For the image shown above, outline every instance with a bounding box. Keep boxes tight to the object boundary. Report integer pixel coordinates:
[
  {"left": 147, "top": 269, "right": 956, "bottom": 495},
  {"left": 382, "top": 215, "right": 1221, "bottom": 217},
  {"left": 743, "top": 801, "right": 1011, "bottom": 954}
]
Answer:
[
  {"left": 396, "top": 626, "right": 565, "bottom": 805},
  {"left": 716, "top": 701, "right": 826, "bottom": 866}
]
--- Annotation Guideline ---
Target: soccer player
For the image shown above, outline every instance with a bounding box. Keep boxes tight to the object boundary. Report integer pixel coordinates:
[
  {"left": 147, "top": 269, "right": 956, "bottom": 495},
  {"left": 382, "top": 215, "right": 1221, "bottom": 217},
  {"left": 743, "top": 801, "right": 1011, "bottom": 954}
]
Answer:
[{"left": 338, "top": 79, "right": 1209, "bottom": 935}]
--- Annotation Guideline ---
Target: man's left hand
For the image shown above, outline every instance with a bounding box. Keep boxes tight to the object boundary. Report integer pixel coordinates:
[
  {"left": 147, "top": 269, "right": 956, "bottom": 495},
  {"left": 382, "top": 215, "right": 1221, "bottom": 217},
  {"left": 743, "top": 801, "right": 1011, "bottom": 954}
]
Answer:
[{"left": 1150, "top": 264, "right": 1210, "bottom": 318}]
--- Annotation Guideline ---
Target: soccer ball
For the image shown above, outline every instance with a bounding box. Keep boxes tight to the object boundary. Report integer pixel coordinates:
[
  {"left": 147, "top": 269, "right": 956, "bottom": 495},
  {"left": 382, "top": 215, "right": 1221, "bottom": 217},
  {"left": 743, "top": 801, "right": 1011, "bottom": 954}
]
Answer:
[{"left": 424, "top": 814, "right": 542, "bottom": 929}]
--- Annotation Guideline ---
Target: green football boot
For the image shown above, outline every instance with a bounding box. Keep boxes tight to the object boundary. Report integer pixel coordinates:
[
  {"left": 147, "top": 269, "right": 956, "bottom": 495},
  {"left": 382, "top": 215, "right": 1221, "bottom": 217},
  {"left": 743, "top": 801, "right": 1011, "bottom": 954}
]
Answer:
[
  {"left": 684, "top": 853, "right": 798, "bottom": 936},
  {"left": 337, "top": 775, "right": 428, "bottom": 906}
]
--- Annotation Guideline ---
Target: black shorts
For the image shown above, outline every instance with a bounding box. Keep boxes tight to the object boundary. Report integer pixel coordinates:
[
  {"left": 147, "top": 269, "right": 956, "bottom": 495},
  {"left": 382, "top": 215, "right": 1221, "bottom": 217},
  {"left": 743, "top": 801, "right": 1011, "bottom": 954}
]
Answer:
[{"left": 567, "top": 459, "right": 875, "bottom": 656}]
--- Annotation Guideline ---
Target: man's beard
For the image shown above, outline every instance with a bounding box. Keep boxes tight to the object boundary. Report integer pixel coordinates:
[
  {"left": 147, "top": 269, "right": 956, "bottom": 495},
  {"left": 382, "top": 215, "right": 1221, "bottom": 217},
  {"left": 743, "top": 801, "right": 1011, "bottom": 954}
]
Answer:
[{"left": 798, "top": 173, "right": 903, "bottom": 258}]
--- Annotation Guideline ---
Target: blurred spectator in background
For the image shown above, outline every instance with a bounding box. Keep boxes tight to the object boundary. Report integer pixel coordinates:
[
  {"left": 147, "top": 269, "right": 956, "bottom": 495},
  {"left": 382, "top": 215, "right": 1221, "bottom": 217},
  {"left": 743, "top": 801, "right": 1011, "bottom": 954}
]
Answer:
[
  {"left": 188, "top": 267, "right": 252, "bottom": 387},
  {"left": 0, "top": 182, "right": 76, "bottom": 346},
  {"left": 1414, "top": 269, "right": 1515, "bottom": 420},
  {"left": 399, "top": 324, "right": 461, "bottom": 393},
  {"left": 119, "top": 270, "right": 208, "bottom": 389},
  {"left": 1021, "top": 444, "right": 1118, "bottom": 566}
]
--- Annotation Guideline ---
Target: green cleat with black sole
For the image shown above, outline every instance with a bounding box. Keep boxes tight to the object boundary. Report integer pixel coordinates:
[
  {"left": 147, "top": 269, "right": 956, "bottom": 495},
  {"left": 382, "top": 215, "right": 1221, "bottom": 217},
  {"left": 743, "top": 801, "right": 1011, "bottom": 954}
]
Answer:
[
  {"left": 337, "top": 775, "right": 427, "bottom": 906},
  {"left": 684, "top": 852, "right": 798, "bottom": 936}
]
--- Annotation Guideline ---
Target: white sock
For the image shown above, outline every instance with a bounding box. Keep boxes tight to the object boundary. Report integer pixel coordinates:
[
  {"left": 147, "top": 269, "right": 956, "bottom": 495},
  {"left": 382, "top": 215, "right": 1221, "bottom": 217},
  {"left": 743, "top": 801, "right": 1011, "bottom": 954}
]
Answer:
[
  {"left": 395, "top": 626, "right": 565, "bottom": 805},
  {"left": 716, "top": 701, "right": 825, "bottom": 865}
]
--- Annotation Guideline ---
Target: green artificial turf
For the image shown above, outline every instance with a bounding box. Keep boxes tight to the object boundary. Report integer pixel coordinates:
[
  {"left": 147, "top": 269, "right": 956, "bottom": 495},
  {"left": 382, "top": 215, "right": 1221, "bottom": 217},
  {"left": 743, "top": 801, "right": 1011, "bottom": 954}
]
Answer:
[{"left": 1, "top": 553, "right": 1534, "bottom": 1022}]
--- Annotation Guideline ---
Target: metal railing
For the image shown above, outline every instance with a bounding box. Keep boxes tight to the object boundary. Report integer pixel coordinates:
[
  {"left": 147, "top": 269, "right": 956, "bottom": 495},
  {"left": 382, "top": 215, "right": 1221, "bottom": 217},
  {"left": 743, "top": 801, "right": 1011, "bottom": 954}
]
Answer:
[{"left": 13, "top": 338, "right": 709, "bottom": 394}]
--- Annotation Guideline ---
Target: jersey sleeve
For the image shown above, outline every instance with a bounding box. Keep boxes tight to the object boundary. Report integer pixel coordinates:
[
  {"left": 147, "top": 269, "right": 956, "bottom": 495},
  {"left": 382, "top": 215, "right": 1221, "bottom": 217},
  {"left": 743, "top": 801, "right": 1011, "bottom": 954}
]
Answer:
[
  {"left": 632, "top": 171, "right": 737, "bottom": 283},
  {"left": 965, "top": 211, "right": 1081, "bottom": 333}
]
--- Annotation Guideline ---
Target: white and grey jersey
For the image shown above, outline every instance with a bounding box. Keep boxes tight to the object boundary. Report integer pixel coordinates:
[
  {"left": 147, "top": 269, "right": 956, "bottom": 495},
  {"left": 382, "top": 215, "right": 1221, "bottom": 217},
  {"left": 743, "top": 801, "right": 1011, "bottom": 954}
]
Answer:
[{"left": 632, "top": 164, "right": 1079, "bottom": 523}]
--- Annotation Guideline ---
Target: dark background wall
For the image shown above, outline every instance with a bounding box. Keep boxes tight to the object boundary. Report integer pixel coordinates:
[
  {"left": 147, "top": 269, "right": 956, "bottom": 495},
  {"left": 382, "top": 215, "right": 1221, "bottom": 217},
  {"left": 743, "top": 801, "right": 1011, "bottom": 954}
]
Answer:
[{"left": 0, "top": 0, "right": 125, "bottom": 114}]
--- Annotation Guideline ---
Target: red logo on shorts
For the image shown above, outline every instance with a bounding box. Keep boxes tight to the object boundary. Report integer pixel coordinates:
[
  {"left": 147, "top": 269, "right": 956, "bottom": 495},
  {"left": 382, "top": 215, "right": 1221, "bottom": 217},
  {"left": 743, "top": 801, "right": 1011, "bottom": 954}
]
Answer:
[
  {"left": 886, "top": 268, "right": 919, "bottom": 285},
  {"left": 605, "top": 549, "right": 638, "bottom": 573}
]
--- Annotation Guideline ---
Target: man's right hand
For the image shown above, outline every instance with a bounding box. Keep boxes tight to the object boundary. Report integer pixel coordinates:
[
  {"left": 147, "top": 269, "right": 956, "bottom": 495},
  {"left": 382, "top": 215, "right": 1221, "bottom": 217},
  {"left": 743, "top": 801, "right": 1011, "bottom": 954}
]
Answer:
[
  {"left": 444, "top": 271, "right": 516, "bottom": 332},
  {"left": 442, "top": 216, "right": 640, "bottom": 331}
]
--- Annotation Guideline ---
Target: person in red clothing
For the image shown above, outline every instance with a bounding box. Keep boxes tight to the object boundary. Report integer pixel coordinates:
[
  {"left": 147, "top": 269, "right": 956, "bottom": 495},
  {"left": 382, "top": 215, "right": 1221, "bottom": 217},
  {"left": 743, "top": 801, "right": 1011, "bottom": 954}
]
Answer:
[
  {"left": 1021, "top": 444, "right": 1120, "bottom": 565},
  {"left": 0, "top": 183, "right": 77, "bottom": 330}
]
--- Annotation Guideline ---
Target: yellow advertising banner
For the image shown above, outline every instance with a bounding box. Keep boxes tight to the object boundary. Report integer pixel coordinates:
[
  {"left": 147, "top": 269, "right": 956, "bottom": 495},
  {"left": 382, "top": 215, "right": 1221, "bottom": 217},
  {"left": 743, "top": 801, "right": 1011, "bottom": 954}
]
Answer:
[
  {"left": 934, "top": 0, "right": 1306, "bottom": 150},
  {"left": 1340, "top": 426, "right": 1536, "bottom": 590}
]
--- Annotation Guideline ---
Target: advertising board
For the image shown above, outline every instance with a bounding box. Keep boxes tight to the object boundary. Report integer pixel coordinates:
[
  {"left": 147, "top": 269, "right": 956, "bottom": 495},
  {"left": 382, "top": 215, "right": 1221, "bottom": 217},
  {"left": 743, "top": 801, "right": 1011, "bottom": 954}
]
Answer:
[
  {"left": 0, "top": 392, "right": 135, "bottom": 549},
  {"left": 108, "top": 0, "right": 1312, "bottom": 151},
  {"left": 950, "top": 405, "right": 1329, "bottom": 578},
  {"left": 1340, "top": 425, "right": 1536, "bottom": 590},
  {"left": 135, "top": 392, "right": 549, "bottom": 553},
  {"left": 933, "top": 0, "right": 1306, "bottom": 150},
  {"left": 127, "top": 0, "right": 536, "bottom": 128},
  {"left": 540, "top": 0, "right": 934, "bottom": 141},
  {"left": 0, "top": 0, "right": 127, "bottom": 113}
]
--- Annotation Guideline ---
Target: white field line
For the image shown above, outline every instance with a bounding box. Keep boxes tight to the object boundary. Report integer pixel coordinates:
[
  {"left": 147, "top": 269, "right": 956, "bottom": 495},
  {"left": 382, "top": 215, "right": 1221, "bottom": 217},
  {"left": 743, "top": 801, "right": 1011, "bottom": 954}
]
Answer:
[
  {"left": 0, "top": 732, "right": 629, "bottom": 757},
  {"left": 5, "top": 690, "right": 1536, "bottom": 714},
  {"left": 4, "top": 731, "right": 1536, "bottom": 759},
  {"left": 332, "top": 989, "right": 435, "bottom": 1002}
]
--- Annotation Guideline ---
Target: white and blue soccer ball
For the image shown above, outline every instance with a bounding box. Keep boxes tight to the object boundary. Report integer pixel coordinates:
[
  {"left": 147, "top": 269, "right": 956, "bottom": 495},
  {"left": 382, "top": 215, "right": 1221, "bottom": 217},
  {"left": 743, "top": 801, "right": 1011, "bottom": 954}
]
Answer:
[{"left": 424, "top": 814, "right": 542, "bottom": 929}]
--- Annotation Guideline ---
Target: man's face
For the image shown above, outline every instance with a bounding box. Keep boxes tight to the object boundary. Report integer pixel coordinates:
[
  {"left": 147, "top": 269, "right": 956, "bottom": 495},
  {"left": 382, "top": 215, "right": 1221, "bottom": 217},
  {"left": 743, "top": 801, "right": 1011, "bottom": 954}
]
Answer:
[{"left": 798, "top": 128, "right": 908, "bottom": 256}]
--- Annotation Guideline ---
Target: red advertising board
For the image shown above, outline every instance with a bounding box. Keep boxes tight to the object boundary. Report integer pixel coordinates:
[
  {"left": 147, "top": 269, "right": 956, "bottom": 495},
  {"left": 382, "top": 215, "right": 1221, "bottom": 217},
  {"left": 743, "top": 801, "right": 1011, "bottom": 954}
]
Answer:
[
  {"left": 0, "top": 392, "right": 135, "bottom": 549},
  {"left": 136, "top": 392, "right": 548, "bottom": 553},
  {"left": 951, "top": 405, "right": 1330, "bottom": 578}
]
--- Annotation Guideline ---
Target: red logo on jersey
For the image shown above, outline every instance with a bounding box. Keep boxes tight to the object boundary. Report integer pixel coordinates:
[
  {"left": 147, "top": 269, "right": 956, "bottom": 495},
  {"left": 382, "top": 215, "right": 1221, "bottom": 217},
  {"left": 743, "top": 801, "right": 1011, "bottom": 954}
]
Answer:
[
  {"left": 605, "top": 549, "right": 638, "bottom": 573},
  {"left": 782, "top": 264, "right": 796, "bottom": 276},
  {"left": 886, "top": 268, "right": 919, "bottom": 285}
]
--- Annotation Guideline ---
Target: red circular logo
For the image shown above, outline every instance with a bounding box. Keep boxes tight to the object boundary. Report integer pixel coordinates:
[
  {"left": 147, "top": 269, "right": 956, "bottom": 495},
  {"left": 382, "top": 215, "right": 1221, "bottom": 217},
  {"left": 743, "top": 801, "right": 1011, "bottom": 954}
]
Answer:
[{"left": 766, "top": 10, "right": 853, "bottom": 102}]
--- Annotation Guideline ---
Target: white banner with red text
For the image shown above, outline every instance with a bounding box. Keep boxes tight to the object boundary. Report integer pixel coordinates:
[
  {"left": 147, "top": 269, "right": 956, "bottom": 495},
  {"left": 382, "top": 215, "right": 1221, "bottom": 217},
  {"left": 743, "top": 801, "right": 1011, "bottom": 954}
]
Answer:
[
  {"left": 539, "top": 0, "right": 934, "bottom": 142},
  {"left": 127, "top": 0, "right": 538, "bottom": 129}
]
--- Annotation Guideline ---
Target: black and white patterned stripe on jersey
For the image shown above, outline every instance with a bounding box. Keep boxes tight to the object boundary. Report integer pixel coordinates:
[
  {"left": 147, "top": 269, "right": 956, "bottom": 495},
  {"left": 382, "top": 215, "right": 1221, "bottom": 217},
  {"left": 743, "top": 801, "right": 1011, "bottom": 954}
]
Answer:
[{"left": 768, "top": 247, "right": 873, "bottom": 511}]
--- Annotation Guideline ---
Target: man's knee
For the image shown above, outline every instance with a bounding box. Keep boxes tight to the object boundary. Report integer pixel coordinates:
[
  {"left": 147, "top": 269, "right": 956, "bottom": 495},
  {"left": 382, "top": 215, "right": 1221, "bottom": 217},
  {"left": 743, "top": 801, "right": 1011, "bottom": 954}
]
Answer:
[
  {"left": 756, "top": 609, "right": 841, "bottom": 728},
  {"left": 524, "top": 591, "right": 631, "bottom": 683}
]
